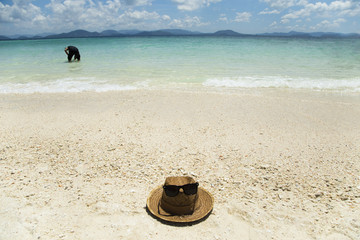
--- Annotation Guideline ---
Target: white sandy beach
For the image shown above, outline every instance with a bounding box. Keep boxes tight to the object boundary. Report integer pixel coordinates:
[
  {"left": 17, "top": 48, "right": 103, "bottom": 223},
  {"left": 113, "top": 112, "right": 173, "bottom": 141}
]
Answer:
[{"left": 0, "top": 89, "right": 359, "bottom": 239}]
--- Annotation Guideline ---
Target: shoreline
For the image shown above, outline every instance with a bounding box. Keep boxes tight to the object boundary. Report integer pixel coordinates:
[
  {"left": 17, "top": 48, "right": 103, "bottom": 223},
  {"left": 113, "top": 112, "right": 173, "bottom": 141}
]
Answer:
[
  {"left": 1, "top": 89, "right": 359, "bottom": 239},
  {"left": 1, "top": 83, "right": 360, "bottom": 97}
]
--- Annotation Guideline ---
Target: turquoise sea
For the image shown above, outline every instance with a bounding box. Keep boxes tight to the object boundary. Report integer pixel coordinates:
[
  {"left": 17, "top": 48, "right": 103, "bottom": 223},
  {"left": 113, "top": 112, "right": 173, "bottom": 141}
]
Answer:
[{"left": 0, "top": 36, "right": 360, "bottom": 93}]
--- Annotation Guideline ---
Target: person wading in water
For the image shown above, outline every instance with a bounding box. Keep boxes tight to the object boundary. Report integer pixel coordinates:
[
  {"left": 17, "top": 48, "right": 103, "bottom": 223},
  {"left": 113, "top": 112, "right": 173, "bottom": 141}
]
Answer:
[{"left": 64, "top": 46, "right": 80, "bottom": 62}]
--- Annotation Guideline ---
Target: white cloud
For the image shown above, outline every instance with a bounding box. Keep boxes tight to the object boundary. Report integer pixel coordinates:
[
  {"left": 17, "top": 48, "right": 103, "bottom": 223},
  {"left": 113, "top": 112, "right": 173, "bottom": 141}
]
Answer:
[
  {"left": 234, "top": 12, "right": 252, "bottom": 22},
  {"left": 281, "top": 0, "right": 360, "bottom": 23},
  {"left": 0, "top": 0, "right": 162, "bottom": 34},
  {"left": 218, "top": 14, "right": 228, "bottom": 22},
  {"left": 0, "top": 0, "right": 45, "bottom": 23},
  {"left": 122, "top": 0, "right": 153, "bottom": 6},
  {"left": 259, "top": 8, "right": 280, "bottom": 14},
  {"left": 169, "top": 16, "right": 208, "bottom": 28},
  {"left": 43, "top": 0, "right": 160, "bottom": 31},
  {"left": 335, "top": 17, "right": 347, "bottom": 24},
  {"left": 270, "top": 21, "right": 277, "bottom": 27},
  {"left": 280, "top": 18, "right": 290, "bottom": 24},
  {"left": 162, "top": 15, "right": 171, "bottom": 21},
  {"left": 310, "top": 18, "right": 347, "bottom": 30},
  {"left": 261, "top": 0, "right": 308, "bottom": 9},
  {"left": 171, "top": 0, "right": 222, "bottom": 11},
  {"left": 0, "top": 0, "right": 48, "bottom": 35},
  {"left": 120, "top": 10, "right": 160, "bottom": 22}
]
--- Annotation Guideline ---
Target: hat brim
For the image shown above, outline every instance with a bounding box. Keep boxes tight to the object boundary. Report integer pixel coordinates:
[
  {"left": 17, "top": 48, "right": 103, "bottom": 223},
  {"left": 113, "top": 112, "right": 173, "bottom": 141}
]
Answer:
[{"left": 146, "top": 185, "right": 214, "bottom": 223}]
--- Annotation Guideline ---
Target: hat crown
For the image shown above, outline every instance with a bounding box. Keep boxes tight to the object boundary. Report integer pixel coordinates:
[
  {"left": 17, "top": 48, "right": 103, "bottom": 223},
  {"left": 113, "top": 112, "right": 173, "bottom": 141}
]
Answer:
[
  {"left": 160, "top": 176, "right": 197, "bottom": 215},
  {"left": 164, "top": 176, "right": 195, "bottom": 185}
]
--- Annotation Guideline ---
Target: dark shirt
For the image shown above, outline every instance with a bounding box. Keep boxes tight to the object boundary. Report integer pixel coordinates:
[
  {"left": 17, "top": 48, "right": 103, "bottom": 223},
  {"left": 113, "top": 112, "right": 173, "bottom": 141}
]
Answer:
[{"left": 67, "top": 46, "right": 79, "bottom": 53}]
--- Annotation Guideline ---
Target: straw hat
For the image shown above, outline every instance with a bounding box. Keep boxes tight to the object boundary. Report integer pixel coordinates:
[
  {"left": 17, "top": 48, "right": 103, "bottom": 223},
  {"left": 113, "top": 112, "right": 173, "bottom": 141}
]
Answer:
[{"left": 146, "top": 176, "right": 214, "bottom": 223}]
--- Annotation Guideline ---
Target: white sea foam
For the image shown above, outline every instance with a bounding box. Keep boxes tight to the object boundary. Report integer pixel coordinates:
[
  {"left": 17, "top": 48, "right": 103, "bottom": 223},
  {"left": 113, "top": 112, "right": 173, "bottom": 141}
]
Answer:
[
  {"left": 203, "top": 76, "right": 360, "bottom": 92},
  {"left": 0, "top": 78, "right": 140, "bottom": 94},
  {"left": 2, "top": 76, "right": 360, "bottom": 94}
]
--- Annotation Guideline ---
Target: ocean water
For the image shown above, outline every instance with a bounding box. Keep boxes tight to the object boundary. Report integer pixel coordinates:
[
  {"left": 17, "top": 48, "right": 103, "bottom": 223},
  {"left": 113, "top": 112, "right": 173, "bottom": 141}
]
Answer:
[{"left": 1, "top": 36, "right": 360, "bottom": 93}]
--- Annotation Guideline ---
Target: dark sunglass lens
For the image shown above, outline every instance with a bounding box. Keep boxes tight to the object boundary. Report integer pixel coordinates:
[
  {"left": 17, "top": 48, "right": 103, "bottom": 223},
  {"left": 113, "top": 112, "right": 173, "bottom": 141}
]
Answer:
[
  {"left": 183, "top": 183, "right": 198, "bottom": 195},
  {"left": 163, "top": 185, "right": 179, "bottom": 197}
]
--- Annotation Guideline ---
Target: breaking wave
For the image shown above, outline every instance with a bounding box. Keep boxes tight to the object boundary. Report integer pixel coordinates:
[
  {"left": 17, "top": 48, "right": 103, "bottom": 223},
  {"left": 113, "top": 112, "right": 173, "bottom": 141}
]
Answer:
[
  {"left": 203, "top": 76, "right": 360, "bottom": 92},
  {"left": 0, "top": 77, "right": 141, "bottom": 94}
]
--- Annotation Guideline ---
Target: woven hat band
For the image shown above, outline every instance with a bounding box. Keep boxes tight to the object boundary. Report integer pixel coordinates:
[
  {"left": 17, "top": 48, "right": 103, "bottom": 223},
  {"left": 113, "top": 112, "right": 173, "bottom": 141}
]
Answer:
[{"left": 160, "top": 193, "right": 197, "bottom": 215}]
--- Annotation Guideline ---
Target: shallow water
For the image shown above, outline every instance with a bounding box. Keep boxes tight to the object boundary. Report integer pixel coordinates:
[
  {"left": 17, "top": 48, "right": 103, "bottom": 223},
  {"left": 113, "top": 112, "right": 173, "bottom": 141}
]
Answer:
[{"left": 1, "top": 36, "right": 360, "bottom": 93}]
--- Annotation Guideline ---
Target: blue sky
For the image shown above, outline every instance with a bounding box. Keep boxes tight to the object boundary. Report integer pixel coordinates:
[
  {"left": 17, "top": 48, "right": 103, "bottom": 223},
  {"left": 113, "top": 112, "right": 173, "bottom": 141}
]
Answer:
[{"left": 1, "top": 0, "right": 359, "bottom": 36}]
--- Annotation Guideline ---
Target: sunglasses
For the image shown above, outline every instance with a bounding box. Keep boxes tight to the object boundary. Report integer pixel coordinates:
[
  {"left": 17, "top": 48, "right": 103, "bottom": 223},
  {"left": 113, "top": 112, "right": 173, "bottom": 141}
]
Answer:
[{"left": 163, "top": 182, "right": 199, "bottom": 197}]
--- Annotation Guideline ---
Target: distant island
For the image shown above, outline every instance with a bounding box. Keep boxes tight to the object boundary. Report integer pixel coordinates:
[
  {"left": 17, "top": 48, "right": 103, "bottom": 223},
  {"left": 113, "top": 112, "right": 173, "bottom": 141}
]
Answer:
[{"left": 1, "top": 29, "right": 359, "bottom": 40}]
